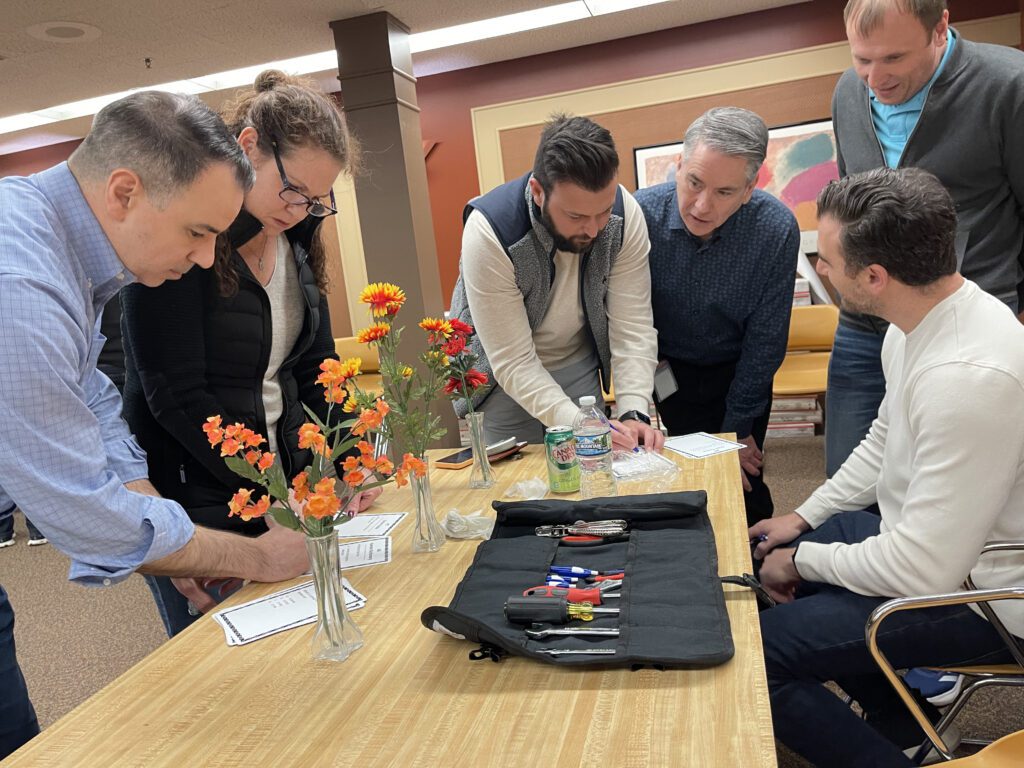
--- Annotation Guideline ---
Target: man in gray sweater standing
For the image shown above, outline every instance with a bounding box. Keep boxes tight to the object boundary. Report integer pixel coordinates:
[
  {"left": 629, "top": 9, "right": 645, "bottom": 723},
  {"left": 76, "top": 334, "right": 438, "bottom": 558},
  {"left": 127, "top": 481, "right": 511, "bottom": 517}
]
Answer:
[{"left": 826, "top": 0, "right": 1024, "bottom": 478}]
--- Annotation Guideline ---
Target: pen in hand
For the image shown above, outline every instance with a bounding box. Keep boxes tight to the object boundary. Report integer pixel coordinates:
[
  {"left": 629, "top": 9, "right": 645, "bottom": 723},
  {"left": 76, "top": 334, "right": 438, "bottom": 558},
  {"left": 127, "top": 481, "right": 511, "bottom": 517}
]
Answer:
[{"left": 608, "top": 422, "right": 641, "bottom": 452}]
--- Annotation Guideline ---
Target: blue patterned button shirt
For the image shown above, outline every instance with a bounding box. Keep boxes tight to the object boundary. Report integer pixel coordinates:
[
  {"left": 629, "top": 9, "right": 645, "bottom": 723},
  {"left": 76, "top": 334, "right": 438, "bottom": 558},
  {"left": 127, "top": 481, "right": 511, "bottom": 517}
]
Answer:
[
  {"left": 0, "top": 163, "right": 194, "bottom": 585},
  {"left": 634, "top": 183, "right": 799, "bottom": 437}
]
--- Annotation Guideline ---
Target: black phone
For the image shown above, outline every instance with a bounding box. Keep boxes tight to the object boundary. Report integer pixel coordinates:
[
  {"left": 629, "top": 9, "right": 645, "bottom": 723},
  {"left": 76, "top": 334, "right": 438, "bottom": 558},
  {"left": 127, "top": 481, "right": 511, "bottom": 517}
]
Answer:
[{"left": 435, "top": 441, "right": 527, "bottom": 470}]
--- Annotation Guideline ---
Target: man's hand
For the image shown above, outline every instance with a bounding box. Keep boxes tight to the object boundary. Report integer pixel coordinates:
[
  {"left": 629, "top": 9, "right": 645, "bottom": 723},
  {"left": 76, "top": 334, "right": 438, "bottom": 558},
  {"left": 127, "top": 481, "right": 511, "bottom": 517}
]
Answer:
[
  {"left": 253, "top": 522, "right": 310, "bottom": 583},
  {"left": 759, "top": 547, "right": 801, "bottom": 604},
  {"left": 737, "top": 435, "right": 763, "bottom": 492},
  {"left": 748, "top": 512, "right": 811, "bottom": 560},
  {"left": 611, "top": 418, "right": 666, "bottom": 451}
]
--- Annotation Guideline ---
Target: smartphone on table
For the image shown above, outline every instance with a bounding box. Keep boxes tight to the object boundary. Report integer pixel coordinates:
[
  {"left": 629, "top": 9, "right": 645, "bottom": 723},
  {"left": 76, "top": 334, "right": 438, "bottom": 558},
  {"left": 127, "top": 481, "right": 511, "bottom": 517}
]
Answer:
[{"left": 435, "top": 437, "right": 526, "bottom": 469}]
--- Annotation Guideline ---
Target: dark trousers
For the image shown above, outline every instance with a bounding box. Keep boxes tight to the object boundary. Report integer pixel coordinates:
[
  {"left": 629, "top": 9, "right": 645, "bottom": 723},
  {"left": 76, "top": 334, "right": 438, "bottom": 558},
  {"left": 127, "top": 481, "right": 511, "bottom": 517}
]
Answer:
[
  {"left": 655, "top": 357, "right": 773, "bottom": 526},
  {"left": 762, "top": 512, "right": 1014, "bottom": 767},
  {"left": 0, "top": 511, "right": 44, "bottom": 541},
  {"left": 144, "top": 575, "right": 201, "bottom": 638},
  {"left": 0, "top": 586, "right": 40, "bottom": 759}
]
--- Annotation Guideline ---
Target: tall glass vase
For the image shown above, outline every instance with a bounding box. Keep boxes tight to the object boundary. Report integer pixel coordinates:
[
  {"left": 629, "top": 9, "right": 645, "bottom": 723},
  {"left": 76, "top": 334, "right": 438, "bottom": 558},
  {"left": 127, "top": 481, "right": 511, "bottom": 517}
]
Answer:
[
  {"left": 466, "top": 411, "right": 496, "bottom": 489},
  {"left": 305, "top": 529, "right": 364, "bottom": 662},
  {"left": 410, "top": 464, "right": 445, "bottom": 553}
]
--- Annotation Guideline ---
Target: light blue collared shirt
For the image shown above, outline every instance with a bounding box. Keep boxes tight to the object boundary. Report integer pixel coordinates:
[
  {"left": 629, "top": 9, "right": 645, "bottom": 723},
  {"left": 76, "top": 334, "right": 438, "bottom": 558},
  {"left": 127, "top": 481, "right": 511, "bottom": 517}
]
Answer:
[
  {"left": 870, "top": 30, "right": 957, "bottom": 168},
  {"left": 0, "top": 162, "right": 194, "bottom": 585}
]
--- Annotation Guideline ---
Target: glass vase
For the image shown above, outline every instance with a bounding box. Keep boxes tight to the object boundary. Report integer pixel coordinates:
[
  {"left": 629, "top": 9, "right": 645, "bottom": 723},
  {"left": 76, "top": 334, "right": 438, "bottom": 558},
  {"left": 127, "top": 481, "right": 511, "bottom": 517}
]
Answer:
[
  {"left": 466, "top": 411, "right": 496, "bottom": 489},
  {"left": 410, "top": 465, "right": 446, "bottom": 553},
  {"left": 305, "top": 529, "right": 364, "bottom": 662}
]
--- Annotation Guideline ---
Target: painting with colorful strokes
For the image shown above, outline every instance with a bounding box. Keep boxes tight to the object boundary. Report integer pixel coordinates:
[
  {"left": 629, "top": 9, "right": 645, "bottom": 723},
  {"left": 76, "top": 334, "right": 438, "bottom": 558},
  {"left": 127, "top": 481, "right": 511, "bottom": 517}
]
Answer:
[{"left": 633, "top": 119, "right": 839, "bottom": 233}]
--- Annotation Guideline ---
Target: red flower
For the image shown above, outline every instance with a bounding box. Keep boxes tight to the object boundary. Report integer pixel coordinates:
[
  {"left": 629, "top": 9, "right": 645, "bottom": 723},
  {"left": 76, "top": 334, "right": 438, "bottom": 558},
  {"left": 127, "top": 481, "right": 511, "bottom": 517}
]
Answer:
[
  {"left": 442, "top": 335, "right": 466, "bottom": 356},
  {"left": 448, "top": 318, "right": 474, "bottom": 337},
  {"left": 464, "top": 368, "right": 488, "bottom": 389}
]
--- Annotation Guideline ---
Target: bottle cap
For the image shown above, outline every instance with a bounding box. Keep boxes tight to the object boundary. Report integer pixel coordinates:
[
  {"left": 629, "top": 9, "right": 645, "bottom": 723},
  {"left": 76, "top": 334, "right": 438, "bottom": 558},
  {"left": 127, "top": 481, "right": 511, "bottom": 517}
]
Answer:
[{"left": 579, "top": 395, "right": 596, "bottom": 406}]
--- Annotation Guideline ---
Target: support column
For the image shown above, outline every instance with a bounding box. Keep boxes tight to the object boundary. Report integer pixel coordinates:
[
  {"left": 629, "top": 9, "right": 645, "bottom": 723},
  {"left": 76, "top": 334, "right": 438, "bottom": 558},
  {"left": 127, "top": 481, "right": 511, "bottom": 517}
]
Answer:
[{"left": 331, "top": 12, "right": 460, "bottom": 447}]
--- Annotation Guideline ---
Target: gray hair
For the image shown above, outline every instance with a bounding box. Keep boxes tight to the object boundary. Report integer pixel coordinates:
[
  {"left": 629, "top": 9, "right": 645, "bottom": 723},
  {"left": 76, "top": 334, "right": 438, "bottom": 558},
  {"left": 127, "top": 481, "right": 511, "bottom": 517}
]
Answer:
[
  {"left": 844, "top": 0, "right": 947, "bottom": 38},
  {"left": 70, "top": 91, "right": 253, "bottom": 206},
  {"left": 683, "top": 107, "right": 768, "bottom": 184}
]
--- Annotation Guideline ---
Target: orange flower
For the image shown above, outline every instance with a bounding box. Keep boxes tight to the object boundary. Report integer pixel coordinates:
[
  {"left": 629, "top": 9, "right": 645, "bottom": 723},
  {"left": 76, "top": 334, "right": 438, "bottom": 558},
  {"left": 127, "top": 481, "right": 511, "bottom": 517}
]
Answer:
[
  {"left": 375, "top": 399, "right": 390, "bottom": 417},
  {"left": 314, "top": 477, "right": 336, "bottom": 496},
  {"left": 404, "top": 454, "right": 428, "bottom": 477},
  {"left": 291, "top": 471, "right": 309, "bottom": 503},
  {"left": 257, "top": 452, "right": 275, "bottom": 472},
  {"left": 244, "top": 449, "right": 260, "bottom": 466},
  {"left": 374, "top": 455, "right": 394, "bottom": 475},
  {"left": 220, "top": 438, "right": 242, "bottom": 457},
  {"left": 419, "top": 317, "right": 453, "bottom": 343},
  {"left": 305, "top": 483, "right": 341, "bottom": 519},
  {"left": 356, "top": 440, "right": 374, "bottom": 457},
  {"left": 356, "top": 323, "right": 391, "bottom": 344},
  {"left": 297, "top": 423, "right": 329, "bottom": 456},
  {"left": 343, "top": 456, "right": 361, "bottom": 473},
  {"left": 239, "top": 495, "right": 272, "bottom": 522},
  {"left": 240, "top": 429, "right": 265, "bottom": 449},
  {"left": 224, "top": 422, "right": 246, "bottom": 440},
  {"left": 344, "top": 469, "right": 365, "bottom": 487},
  {"left": 202, "top": 416, "right": 224, "bottom": 447},
  {"left": 227, "top": 488, "right": 253, "bottom": 517},
  {"left": 352, "top": 407, "right": 384, "bottom": 437},
  {"left": 317, "top": 357, "right": 361, "bottom": 388},
  {"left": 359, "top": 282, "right": 406, "bottom": 317},
  {"left": 323, "top": 383, "right": 347, "bottom": 404}
]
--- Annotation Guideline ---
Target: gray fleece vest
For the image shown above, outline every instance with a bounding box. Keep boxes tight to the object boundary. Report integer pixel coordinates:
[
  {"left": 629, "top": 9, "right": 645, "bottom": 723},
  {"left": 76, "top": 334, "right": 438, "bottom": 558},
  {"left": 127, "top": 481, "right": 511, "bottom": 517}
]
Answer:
[{"left": 449, "top": 173, "right": 625, "bottom": 417}]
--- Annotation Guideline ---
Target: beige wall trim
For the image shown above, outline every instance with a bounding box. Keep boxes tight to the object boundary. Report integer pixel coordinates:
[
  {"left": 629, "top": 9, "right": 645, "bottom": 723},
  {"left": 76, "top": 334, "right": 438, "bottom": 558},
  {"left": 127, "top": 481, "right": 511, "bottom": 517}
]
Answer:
[
  {"left": 471, "top": 13, "right": 1021, "bottom": 192},
  {"left": 331, "top": 173, "right": 370, "bottom": 333}
]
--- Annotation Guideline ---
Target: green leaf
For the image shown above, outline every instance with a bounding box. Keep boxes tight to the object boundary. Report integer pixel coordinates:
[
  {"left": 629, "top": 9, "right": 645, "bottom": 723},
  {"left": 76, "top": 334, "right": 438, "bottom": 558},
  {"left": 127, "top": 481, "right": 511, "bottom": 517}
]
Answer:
[
  {"left": 301, "top": 403, "right": 326, "bottom": 430},
  {"left": 269, "top": 506, "right": 301, "bottom": 530},
  {"left": 224, "top": 455, "right": 264, "bottom": 483}
]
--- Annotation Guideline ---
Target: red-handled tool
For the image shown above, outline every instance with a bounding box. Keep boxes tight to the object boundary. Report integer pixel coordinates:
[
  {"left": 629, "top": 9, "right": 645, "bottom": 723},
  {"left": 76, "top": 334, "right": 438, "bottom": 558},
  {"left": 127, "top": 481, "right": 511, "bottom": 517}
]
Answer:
[{"left": 523, "top": 584, "right": 620, "bottom": 604}]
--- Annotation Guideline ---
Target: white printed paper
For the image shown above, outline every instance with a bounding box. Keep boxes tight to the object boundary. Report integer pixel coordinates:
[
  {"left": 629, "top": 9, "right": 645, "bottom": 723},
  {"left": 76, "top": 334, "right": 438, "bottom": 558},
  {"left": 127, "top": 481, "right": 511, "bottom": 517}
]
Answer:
[
  {"left": 339, "top": 537, "right": 391, "bottom": 570},
  {"left": 663, "top": 432, "right": 746, "bottom": 459},
  {"left": 213, "top": 579, "right": 366, "bottom": 646},
  {"left": 335, "top": 512, "right": 406, "bottom": 539}
]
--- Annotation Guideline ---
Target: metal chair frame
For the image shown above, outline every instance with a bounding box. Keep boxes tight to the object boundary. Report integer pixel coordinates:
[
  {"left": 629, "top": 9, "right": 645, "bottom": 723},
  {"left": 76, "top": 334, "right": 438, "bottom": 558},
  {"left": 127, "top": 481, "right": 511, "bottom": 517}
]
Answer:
[{"left": 865, "top": 542, "right": 1024, "bottom": 764}]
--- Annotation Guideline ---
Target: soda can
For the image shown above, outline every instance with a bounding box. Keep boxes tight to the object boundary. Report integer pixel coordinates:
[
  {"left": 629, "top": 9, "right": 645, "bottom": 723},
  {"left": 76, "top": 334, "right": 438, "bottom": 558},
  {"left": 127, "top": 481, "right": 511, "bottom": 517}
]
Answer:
[{"left": 545, "top": 426, "right": 580, "bottom": 494}]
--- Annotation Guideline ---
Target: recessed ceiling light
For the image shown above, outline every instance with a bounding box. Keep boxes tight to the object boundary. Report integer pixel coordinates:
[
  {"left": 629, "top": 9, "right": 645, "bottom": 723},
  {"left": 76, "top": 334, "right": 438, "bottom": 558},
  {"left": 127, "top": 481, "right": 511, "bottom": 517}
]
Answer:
[{"left": 26, "top": 22, "right": 102, "bottom": 44}]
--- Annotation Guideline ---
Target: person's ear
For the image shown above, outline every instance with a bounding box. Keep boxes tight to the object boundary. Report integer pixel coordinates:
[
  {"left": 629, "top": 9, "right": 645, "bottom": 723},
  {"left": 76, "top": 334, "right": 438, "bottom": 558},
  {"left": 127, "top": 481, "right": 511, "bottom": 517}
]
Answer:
[
  {"left": 236, "top": 126, "right": 260, "bottom": 160},
  {"left": 105, "top": 169, "right": 142, "bottom": 222},
  {"left": 864, "top": 263, "right": 889, "bottom": 294},
  {"left": 528, "top": 177, "right": 545, "bottom": 209}
]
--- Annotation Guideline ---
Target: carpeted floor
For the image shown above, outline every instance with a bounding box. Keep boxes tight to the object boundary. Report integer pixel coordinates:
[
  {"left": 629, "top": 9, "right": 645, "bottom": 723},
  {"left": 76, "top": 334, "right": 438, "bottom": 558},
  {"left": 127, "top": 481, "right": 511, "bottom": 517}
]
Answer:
[{"left": 3, "top": 436, "right": 1022, "bottom": 764}]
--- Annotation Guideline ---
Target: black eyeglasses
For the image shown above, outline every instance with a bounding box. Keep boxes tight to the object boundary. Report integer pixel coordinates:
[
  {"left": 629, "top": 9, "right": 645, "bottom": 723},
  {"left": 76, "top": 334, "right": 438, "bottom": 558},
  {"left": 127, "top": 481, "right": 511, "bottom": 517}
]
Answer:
[{"left": 270, "top": 138, "right": 338, "bottom": 218}]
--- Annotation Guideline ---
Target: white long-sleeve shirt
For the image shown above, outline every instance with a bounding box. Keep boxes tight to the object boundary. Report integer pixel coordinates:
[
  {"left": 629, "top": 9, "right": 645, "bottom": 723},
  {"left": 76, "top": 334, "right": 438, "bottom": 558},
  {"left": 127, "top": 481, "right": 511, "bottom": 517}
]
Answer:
[
  {"left": 794, "top": 280, "right": 1024, "bottom": 636},
  {"left": 461, "top": 189, "right": 657, "bottom": 428}
]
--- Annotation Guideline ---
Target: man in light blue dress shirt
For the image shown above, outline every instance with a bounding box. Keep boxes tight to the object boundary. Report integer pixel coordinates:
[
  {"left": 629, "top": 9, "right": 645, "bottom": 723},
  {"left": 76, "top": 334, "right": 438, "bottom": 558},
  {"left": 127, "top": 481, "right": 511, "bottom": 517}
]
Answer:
[{"left": 0, "top": 92, "right": 310, "bottom": 758}]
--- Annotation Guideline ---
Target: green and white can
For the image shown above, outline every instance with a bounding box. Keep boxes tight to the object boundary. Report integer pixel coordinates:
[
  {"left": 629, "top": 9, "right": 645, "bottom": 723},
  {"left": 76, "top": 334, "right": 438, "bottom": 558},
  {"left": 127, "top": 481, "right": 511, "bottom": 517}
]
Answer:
[{"left": 545, "top": 426, "right": 580, "bottom": 494}]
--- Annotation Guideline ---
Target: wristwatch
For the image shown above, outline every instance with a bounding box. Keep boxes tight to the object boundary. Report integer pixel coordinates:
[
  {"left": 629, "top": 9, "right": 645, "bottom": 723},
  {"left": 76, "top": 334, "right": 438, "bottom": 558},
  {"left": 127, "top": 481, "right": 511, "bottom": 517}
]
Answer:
[{"left": 618, "top": 410, "right": 652, "bottom": 426}]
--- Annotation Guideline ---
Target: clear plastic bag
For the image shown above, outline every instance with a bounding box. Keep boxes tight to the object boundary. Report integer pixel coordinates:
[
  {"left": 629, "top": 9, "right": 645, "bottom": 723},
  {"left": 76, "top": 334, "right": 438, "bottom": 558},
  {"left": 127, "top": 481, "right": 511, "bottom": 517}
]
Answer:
[{"left": 610, "top": 450, "right": 679, "bottom": 482}]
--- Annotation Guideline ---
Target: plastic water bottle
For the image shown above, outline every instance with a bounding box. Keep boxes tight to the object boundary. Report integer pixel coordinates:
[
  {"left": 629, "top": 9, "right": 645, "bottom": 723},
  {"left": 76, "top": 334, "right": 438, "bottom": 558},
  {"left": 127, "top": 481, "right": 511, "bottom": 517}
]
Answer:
[{"left": 572, "top": 395, "right": 617, "bottom": 499}]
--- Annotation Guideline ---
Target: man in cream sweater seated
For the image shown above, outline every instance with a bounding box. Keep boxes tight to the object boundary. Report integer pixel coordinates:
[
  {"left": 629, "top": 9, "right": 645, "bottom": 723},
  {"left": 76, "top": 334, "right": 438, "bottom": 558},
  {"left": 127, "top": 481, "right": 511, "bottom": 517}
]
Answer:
[
  {"left": 751, "top": 167, "right": 1024, "bottom": 767},
  {"left": 449, "top": 114, "right": 662, "bottom": 449}
]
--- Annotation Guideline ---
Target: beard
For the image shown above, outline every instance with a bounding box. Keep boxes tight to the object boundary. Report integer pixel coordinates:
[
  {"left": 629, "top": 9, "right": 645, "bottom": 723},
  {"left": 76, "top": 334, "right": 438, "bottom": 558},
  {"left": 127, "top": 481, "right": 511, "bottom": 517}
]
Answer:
[{"left": 540, "top": 200, "right": 594, "bottom": 254}]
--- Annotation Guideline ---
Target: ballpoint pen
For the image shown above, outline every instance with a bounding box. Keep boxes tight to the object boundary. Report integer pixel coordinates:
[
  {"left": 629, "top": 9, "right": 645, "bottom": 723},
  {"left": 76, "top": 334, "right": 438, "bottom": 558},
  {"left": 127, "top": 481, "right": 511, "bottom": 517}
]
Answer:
[{"left": 608, "top": 422, "right": 641, "bottom": 452}]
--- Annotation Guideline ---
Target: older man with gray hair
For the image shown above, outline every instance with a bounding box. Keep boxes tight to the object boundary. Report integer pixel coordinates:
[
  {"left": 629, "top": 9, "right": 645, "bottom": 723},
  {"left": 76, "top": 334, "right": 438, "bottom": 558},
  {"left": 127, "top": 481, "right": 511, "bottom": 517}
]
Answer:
[{"left": 635, "top": 107, "right": 799, "bottom": 526}]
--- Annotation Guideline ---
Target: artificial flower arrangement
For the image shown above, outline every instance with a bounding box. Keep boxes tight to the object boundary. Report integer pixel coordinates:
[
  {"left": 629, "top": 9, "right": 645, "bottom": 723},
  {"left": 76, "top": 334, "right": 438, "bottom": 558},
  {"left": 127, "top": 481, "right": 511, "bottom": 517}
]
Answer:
[
  {"left": 353, "top": 282, "right": 490, "bottom": 458},
  {"left": 202, "top": 359, "right": 426, "bottom": 538}
]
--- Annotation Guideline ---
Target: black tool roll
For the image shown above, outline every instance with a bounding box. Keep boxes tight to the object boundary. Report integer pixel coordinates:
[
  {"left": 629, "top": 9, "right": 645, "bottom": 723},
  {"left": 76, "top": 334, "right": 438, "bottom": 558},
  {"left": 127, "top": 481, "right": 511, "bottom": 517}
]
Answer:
[{"left": 420, "top": 491, "right": 737, "bottom": 667}]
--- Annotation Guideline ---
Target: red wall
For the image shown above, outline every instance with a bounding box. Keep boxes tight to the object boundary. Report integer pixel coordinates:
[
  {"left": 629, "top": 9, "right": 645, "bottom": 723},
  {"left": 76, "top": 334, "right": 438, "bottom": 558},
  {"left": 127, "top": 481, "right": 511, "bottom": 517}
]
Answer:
[
  {"left": 417, "top": 0, "right": 1016, "bottom": 304},
  {"left": 0, "top": 139, "right": 82, "bottom": 177}
]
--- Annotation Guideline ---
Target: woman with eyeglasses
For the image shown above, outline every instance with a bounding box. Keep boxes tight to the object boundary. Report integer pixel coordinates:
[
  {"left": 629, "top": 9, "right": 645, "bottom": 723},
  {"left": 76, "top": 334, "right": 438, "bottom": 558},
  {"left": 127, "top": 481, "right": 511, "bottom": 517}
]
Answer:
[{"left": 120, "top": 70, "right": 380, "bottom": 637}]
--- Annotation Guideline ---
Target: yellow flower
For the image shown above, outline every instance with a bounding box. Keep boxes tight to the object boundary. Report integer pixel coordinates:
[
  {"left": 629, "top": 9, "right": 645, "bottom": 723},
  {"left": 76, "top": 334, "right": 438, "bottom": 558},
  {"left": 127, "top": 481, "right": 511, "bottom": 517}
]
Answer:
[
  {"left": 419, "top": 317, "right": 453, "bottom": 343},
  {"left": 400, "top": 366, "right": 414, "bottom": 379},
  {"left": 359, "top": 283, "right": 406, "bottom": 317}
]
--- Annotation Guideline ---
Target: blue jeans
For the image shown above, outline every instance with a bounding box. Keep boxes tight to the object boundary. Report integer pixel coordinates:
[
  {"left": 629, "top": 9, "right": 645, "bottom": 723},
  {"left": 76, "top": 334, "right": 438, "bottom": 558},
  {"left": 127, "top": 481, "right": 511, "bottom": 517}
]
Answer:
[
  {"left": 762, "top": 512, "right": 1014, "bottom": 768},
  {"left": 825, "top": 324, "right": 886, "bottom": 478},
  {"left": 0, "top": 586, "right": 39, "bottom": 759},
  {"left": 0, "top": 510, "right": 44, "bottom": 541},
  {"left": 144, "top": 574, "right": 200, "bottom": 638}
]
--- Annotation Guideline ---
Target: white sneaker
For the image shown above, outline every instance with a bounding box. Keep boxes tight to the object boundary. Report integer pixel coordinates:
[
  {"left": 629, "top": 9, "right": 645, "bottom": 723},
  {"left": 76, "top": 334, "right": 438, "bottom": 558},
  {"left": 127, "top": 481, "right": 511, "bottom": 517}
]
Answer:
[
  {"left": 904, "top": 723, "right": 961, "bottom": 765},
  {"left": 27, "top": 536, "right": 48, "bottom": 546},
  {"left": 0, "top": 534, "right": 14, "bottom": 548}
]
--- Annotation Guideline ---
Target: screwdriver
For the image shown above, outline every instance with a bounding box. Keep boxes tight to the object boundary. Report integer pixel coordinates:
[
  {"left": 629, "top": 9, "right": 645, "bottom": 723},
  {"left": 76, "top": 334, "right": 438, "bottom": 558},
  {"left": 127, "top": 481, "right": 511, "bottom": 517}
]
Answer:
[
  {"left": 523, "top": 584, "right": 620, "bottom": 605},
  {"left": 504, "top": 595, "right": 619, "bottom": 625},
  {"left": 549, "top": 565, "right": 624, "bottom": 578}
]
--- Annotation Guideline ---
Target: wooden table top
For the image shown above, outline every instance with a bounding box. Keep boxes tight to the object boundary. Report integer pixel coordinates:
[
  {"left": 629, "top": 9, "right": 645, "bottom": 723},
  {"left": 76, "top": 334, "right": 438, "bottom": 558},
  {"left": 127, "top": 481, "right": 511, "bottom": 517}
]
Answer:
[{"left": 4, "top": 444, "right": 776, "bottom": 768}]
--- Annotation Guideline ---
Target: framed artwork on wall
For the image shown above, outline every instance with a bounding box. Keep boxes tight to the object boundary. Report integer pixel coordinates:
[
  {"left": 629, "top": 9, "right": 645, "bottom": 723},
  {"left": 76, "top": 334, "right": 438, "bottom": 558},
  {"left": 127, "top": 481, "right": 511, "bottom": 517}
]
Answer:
[{"left": 632, "top": 118, "right": 840, "bottom": 232}]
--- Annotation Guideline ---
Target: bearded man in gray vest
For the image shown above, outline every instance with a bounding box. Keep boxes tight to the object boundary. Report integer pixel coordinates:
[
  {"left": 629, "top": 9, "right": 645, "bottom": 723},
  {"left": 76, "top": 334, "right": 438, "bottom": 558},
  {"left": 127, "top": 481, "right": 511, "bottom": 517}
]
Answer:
[{"left": 449, "top": 114, "right": 662, "bottom": 450}]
